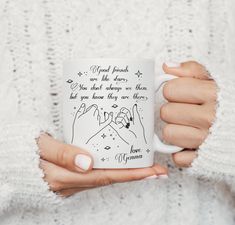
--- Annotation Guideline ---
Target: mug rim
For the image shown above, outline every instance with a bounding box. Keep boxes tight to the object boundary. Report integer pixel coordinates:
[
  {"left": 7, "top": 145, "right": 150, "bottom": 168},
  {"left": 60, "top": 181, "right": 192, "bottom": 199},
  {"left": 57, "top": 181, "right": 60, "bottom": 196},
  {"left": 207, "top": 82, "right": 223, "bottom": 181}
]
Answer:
[{"left": 63, "top": 58, "right": 154, "bottom": 65}]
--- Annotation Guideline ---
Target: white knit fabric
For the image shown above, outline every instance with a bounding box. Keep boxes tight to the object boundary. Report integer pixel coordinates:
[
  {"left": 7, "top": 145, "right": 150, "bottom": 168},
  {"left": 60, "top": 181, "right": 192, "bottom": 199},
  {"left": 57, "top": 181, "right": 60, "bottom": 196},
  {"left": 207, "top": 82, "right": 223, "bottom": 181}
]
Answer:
[{"left": 0, "top": 0, "right": 235, "bottom": 225}]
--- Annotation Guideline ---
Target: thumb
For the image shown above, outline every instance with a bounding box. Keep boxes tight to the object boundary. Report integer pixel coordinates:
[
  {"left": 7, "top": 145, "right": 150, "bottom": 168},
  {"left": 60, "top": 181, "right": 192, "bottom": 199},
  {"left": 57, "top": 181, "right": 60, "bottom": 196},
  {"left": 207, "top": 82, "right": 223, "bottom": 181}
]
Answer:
[
  {"left": 162, "top": 61, "right": 210, "bottom": 79},
  {"left": 38, "top": 133, "right": 93, "bottom": 173}
]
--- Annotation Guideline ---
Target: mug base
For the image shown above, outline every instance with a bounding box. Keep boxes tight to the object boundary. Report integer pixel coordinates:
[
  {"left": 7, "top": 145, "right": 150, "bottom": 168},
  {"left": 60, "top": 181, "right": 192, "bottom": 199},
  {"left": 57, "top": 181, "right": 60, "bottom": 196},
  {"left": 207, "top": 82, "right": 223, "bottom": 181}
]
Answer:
[{"left": 92, "top": 164, "right": 154, "bottom": 169}]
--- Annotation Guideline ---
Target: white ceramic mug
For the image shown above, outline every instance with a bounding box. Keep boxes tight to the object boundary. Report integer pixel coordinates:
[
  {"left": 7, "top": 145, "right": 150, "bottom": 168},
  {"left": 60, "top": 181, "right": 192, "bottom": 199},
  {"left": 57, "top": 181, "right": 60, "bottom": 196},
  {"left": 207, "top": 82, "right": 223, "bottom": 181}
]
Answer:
[{"left": 63, "top": 59, "right": 182, "bottom": 168}]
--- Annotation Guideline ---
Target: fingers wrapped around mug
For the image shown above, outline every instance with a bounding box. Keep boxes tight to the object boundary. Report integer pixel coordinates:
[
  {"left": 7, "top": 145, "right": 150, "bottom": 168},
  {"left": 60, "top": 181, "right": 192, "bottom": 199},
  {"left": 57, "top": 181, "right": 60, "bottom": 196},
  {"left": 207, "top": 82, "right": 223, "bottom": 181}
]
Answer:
[
  {"left": 163, "top": 61, "right": 210, "bottom": 80},
  {"left": 161, "top": 61, "right": 217, "bottom": 167},
  {"left": 160, "top": 103, "right": 215, "bottom": 130},
  {"left": 172, "top": 150, "right": 198, "bottom": 168},
  {"left": 161, "top": 124, "right": 209, "bottom": 149}
]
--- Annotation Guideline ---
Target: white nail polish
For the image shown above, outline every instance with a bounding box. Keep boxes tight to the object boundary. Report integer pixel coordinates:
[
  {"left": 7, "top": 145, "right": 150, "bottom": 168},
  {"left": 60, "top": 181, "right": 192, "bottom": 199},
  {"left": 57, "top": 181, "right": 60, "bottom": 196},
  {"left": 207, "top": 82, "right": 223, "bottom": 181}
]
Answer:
[
  {"left": 75, "top": 154, "right": 92, "bottom": 171},
  {"left": 158, "top": 174, "right": 169, "bottom": 180},
  {"left": 165, "top": 62, "right": 180, "bottom": 68},
  {"left": 144, "top": 175, "right": 158, "bottom": 180}
]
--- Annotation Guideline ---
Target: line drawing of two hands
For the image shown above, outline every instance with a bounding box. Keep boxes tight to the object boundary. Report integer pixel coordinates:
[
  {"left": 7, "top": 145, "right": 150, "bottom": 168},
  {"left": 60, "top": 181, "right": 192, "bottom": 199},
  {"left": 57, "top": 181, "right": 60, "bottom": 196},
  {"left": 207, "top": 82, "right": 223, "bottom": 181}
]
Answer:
[{"left": 71, "top": 103, "right": 147, "bottom": 146}]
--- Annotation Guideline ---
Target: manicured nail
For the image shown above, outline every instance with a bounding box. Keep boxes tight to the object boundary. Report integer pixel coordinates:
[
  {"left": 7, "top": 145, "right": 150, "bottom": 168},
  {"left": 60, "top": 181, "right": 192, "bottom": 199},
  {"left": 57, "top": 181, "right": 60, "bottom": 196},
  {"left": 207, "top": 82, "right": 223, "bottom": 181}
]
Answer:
[
  {"left": 75, "top": 154, "right": 92, "bottom": 171},
  {"left": 158, "top": 174, "right": 169, "bottom": 179},
  {"left": 165, "top": 62, "right": 180, "bottom": 68},
  {"left": 144, "top": 175, "right": 158, "bottom": 180}
]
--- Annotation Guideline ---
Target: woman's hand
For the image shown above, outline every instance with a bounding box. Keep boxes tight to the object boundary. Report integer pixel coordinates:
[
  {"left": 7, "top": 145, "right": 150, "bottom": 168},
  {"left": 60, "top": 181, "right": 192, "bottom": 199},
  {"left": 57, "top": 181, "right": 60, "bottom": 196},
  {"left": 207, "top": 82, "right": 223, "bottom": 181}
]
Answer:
[
  {"left": 161, "top": 61, "right": 217, "bottom": 167},
  {"left": 38, "top": 134, "right": 167, "bottom": 197}
]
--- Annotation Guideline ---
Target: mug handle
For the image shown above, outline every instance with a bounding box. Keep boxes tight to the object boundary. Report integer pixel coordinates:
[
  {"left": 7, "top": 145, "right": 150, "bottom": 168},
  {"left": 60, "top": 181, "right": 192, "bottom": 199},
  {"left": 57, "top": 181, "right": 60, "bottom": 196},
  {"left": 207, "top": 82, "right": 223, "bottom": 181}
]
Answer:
[{"left": 153, "top": 74, "right": 182, "bottom": 154}]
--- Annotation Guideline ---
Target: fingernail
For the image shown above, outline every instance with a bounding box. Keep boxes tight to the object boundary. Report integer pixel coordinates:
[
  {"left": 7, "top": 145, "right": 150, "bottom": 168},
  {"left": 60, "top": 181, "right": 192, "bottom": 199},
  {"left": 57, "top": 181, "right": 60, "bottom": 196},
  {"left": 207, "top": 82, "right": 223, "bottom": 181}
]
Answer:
[
  {"left": 158, "top": 174, "right": 169, "bottom": 179},
  {"left": 165, "top": 62, "right": 180, "bottom": 68},
  {"left": 104, "top": 112, "right": 107, "bottom": 119},
  {"left": 75, "top": 154, "right": 92, "bottom": 171},
  {"left": 144, "top": 175, "right": 158, "bottom": 180}
]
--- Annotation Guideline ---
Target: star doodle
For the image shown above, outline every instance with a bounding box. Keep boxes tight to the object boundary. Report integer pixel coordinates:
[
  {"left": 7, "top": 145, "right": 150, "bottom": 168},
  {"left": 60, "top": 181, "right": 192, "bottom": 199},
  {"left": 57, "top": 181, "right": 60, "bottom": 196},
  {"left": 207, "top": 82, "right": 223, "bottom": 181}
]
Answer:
[
  {"left": 146, "top": 149, "right": 150, "bottom": 153},
  {"left": 101, "top": 133, "right": 106, "bottom": 139},
  {"left": 101, "top": 157, "right": 109, "bottom": 161},
  {"left": 135, "top": 70, "right": 143, "bottom": 78}
]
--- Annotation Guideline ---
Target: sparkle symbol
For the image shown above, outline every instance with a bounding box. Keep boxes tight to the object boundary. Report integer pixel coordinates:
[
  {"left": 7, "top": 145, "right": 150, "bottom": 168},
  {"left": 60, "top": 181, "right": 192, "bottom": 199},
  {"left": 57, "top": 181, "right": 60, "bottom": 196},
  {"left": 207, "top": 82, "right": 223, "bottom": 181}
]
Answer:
[
  {"left": 146, "top": 149, "right": 150, "bottom": 153},
  {"left": 101, "top": 157, "right": 109, "bottom": 161},
  {"left": 112, "top": 104, "right": 118, "bottom": 108},
  {"left": 77, "top": 72, "right": 83, "bottom": 76},
  {"left": 104, "top": 146, "right": 111, "bottom": 150},
  {"left": 135, "top": 70, "right": 143, "bottom": 78},
  {"left": 66, "top": 79, "right": 73, "bottom": 83},
  {"left": 101, "top": 133, "right": 106, "bottom": 139}
]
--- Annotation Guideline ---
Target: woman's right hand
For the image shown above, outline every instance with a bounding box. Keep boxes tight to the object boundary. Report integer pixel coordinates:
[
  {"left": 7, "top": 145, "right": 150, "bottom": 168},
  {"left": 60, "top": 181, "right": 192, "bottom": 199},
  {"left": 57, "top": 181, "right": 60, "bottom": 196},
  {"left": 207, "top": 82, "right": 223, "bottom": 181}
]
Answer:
[{"left": 38, "top": 134, "right": 168, "bottom": 197}]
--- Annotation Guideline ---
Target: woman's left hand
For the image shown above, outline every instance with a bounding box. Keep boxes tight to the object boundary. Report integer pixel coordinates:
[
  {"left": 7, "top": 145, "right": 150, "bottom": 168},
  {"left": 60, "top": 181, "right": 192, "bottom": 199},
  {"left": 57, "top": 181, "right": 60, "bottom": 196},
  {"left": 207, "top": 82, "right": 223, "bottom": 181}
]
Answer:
[{"left": 161, "top": 61, "right": 217, "bottom": 167}]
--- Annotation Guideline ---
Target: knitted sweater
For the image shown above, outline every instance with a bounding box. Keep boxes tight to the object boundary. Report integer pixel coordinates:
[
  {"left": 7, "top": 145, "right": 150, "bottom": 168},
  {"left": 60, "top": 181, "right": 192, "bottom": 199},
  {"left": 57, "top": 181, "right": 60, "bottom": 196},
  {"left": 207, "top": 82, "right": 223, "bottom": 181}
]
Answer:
[{"left": 0, "top": 0, "right": 235, "bottom": 224}]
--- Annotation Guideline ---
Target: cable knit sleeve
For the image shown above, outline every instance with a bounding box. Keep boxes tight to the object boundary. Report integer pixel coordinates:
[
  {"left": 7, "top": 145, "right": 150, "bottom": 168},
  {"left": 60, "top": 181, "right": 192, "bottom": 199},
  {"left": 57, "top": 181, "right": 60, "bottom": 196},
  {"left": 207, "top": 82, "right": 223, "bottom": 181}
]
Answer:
[
  {"left": 188, "top": 1, "right": 235, "bottom": 191},
  {"left": 0, "top": 118, "right": 62, "bottom": 213},
  {"left": 187, "top": 64, "right": 235, "bottom": 191},
  {"left": 0, "top": 2, "right": 62, "bottom": 213},
  {"left": 0, "top": 81, "right": 62, "bottom": 213}
]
